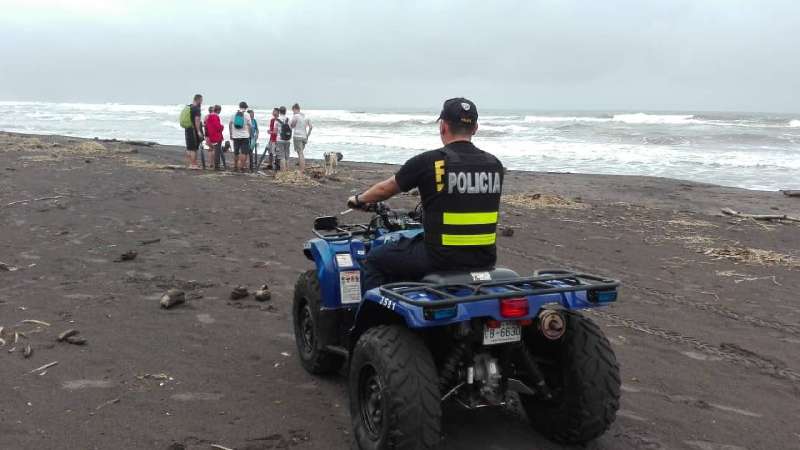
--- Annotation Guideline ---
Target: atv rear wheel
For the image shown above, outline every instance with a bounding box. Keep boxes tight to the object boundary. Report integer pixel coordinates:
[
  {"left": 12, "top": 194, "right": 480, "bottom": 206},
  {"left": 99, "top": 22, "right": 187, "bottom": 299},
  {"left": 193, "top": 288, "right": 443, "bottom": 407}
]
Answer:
[
  {"left": 520, "top": 310, "right": 620, "bottom": 444},
  {"left": 349, "top": 325, "right": 441, "bottom": 450},
  {"left": 292, "top": 269, "right": 344, "bottom": 374}
]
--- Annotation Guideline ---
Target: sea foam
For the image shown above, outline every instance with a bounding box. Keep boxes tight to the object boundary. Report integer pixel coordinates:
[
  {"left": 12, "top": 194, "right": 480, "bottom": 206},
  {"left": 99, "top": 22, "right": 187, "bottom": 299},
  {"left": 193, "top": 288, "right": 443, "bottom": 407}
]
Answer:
[{"left": 612, "top": 113, "right": 698, "bottom": 125}]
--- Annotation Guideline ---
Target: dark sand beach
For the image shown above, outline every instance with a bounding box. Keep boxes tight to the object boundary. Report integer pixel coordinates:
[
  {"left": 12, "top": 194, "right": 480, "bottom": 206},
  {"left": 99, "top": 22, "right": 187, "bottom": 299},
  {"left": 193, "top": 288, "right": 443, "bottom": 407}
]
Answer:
[{"left": 1, "top": 131, "right": 799, "bottom": 450}]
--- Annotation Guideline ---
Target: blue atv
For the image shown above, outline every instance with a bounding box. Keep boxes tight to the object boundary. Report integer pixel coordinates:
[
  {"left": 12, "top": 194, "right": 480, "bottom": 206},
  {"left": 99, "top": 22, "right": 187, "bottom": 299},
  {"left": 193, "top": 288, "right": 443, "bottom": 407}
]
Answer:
[{"left": 293, "top": 203, "right": 621, "bottom": 449}]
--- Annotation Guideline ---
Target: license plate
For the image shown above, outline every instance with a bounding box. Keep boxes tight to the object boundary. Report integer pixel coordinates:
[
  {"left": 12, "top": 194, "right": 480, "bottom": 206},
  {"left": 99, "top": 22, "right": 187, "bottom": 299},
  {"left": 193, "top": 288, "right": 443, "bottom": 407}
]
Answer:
[{"left": 483, "top": 321, "right": 521, "bottom": 345}]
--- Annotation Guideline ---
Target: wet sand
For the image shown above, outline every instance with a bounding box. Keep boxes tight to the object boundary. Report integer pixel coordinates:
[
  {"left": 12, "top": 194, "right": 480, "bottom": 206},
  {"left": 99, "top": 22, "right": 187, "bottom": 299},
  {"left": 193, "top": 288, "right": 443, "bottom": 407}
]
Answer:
[{"left": 1, "top": 131, "right": 799, "bottom": 450}]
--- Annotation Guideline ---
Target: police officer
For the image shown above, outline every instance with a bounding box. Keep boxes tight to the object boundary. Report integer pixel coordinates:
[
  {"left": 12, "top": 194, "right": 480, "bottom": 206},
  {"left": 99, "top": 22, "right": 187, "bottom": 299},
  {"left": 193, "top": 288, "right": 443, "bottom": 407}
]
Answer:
[{"left": 348, "top": 97, "right": 504, "bottom": 291}]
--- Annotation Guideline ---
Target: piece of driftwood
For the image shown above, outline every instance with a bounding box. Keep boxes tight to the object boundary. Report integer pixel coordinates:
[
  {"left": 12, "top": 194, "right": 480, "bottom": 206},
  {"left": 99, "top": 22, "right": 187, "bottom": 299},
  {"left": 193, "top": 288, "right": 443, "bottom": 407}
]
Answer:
[
  {"left": 139, "top": 238, "right": 161, "bottom": 245},
  {"left": 210, "top": 445, "right": 234, "bottom": 450},
  {"left": 96, "top": 397, "right": 121, "bottom": 410},
  {"left": 23, "top": 344, "right": 33, "bottom": 358},
  {"left": 116, "top": 250, "right": 137, "bottom": 262},
  {"left": 30, "top": 361, "right": 58, "bottom": 374},
  {"left": 160, "top": 289, "right": 186, "bottom": 309},
  {"left": 782, "top": 190, "right": 800, "bottom": 197},
  {"left": 721, "top": 207, "right": 800, "bottom": 223},
  {"left": 57, "top": 329, "right": 79, "bottom": 342},
  {"left": 125, "top": 140, "right": 157, "bottom": 147},
  {"left": 21, "top": 319, "right": 51, "bottom": 327},
  {"left": 0, "top": 262, "right": 18, "bottom": 271},
  {"left": 230, "top": 286, "right": 249, "bottom": 300},
  {"left": 6, "top": 195, "right": 65, "bottom": 207},
  {"left": 66, "top": 336, "right": 87, "bottom": 345}
]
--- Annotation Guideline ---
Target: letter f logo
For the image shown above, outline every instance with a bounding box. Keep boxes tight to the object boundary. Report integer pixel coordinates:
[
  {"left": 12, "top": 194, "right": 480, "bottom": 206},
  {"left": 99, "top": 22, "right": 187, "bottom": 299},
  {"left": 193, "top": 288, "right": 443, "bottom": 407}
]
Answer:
[{"left": 434, "top": 160, "right": 445, "bottom": 192}]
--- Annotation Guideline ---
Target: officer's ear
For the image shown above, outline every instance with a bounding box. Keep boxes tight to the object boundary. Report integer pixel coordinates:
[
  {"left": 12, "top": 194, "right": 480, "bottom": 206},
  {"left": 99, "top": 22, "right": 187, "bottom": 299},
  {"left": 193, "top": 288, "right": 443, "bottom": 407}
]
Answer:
[
  {"left": 471, "top": 123, "right": 478, "bottom": 136},
  {"left": 439, "top": 120, "right": 446, "bottom": 136}
]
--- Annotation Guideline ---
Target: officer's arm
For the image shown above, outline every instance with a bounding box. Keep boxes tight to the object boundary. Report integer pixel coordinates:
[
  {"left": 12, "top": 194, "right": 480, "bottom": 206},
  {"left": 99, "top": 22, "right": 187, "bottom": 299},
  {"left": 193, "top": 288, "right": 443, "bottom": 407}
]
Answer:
[{"left": 352, "top": 176, "right": 401, "bottom": 205}]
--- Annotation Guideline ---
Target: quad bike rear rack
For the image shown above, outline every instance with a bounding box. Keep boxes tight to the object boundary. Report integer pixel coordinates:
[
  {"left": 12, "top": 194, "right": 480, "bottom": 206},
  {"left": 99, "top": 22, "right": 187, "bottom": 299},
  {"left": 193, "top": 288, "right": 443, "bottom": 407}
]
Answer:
[{"left": 378, "top": 270, "right": 619, "bottom": 307}]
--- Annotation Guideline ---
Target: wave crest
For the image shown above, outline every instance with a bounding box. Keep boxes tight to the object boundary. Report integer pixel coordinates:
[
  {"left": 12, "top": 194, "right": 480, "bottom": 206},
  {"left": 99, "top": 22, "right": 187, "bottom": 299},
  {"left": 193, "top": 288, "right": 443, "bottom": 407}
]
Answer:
[
  {"left": 612, "top": 113, "right": 697, "bottom": 125},
  {"left": 524, "top": 115, "right": 610, "bottom": 123},
  {"left": 790, "top": 119, "right": 800, "bottom": 128}
]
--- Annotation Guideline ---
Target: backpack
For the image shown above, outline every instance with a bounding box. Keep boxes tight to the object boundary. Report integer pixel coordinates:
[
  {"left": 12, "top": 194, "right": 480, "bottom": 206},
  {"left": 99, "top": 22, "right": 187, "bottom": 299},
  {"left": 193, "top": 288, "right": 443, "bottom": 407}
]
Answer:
[
  {"left": 179, "top": 105, "right": 193, "bottom": 129},
  {"left": 278, "top": 119, "right": 292, "bottom": 140},
  {"left": 233, "top": 111, "right": 245, "bottom": 129}
]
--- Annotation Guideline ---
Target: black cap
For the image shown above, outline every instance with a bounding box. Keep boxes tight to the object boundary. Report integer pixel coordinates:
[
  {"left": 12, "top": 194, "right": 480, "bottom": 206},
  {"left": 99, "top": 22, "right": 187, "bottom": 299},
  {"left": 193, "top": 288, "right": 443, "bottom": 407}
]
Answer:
[{"left": 438, "top": 97, "right": 478, "bottom": 125}]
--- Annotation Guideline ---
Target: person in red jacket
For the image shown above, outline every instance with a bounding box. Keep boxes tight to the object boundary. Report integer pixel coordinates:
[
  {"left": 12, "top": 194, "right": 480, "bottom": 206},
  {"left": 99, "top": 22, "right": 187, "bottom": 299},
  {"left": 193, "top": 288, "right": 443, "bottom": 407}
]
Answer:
[
  {"left": 205, "top": 105, "right": 225, "bottom": 170},
  {"left": 267, "top": 107, "right": 279, "bottom": 169}
]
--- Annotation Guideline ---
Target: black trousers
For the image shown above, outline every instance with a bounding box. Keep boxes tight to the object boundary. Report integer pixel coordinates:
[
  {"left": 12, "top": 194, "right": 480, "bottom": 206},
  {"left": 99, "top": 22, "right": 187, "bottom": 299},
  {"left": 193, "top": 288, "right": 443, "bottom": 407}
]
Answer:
[{"left": 362, "top": 233, "right": 436, "bottom": 292}]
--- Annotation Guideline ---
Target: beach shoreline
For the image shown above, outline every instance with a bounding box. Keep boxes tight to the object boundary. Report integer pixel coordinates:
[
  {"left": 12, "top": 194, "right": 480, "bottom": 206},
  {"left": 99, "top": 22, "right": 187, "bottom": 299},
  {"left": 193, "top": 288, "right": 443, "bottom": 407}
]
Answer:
[{"left": 1, "top": 131, "right": 799, "bottom": 450}]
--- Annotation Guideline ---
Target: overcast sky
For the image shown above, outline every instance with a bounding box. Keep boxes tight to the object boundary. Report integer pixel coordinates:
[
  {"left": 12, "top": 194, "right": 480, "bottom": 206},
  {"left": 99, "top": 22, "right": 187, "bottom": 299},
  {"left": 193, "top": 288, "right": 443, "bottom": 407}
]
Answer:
[{"left": 1, "top": 0, "right": 798, "bottom": 112}]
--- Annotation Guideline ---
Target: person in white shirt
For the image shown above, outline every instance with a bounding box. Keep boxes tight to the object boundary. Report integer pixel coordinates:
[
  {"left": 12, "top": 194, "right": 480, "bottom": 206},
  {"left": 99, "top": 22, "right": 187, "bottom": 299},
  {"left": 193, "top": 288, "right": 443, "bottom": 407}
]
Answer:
[
  {"left": 275, "top": 106, "right": 291, "bottom": 171},
  {"left": 229, "top": 101, "right": 253, "bottom": 172},
  {"left": 290, "top": 103, "right": 313, "bottom": 172}
]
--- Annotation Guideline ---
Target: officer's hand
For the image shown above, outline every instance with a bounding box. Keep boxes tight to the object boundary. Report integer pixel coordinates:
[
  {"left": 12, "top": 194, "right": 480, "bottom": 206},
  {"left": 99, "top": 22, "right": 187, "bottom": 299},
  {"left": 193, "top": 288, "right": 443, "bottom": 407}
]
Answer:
[{"left": 347, "top": 195, "right": 361, "bottom": 210}]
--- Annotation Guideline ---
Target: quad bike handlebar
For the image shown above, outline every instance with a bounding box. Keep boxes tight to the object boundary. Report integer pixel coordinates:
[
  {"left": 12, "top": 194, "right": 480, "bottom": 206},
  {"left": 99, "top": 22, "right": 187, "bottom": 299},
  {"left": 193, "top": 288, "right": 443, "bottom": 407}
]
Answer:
[{"left": 312, "top": 202, "right": 422, "bottom": 241}]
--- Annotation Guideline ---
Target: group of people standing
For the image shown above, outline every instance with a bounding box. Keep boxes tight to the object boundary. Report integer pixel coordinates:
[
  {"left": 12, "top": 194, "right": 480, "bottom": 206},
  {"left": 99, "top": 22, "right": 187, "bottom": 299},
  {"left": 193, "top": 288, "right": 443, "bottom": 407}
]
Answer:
[{"left": 181, "top": 94, "right": 313, "bottom": 173}]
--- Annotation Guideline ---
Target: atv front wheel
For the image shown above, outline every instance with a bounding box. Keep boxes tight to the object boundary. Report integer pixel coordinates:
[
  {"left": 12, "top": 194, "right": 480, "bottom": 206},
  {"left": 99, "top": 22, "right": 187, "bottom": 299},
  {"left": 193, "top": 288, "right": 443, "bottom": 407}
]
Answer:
[
  {"left": 349, "top": 325, "right": 441, "bottom": 450},
  {"left": 520, "top": 310, "right": 621, "bottom": 444},
  {"left": 292, "top": 269, "right": 344, "bottom": 374}
]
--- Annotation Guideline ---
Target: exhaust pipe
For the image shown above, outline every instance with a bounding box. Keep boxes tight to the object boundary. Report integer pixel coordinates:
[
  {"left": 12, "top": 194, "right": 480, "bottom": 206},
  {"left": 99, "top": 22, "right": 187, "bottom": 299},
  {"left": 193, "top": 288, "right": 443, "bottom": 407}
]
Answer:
[{"left": 538, "top": 309, "right": 565, "bottom": 340}]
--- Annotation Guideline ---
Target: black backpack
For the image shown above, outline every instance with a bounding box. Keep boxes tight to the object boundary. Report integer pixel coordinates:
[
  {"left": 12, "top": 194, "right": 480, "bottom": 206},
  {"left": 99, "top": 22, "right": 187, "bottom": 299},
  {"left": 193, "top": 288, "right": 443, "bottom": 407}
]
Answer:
[{"left": 278, "top": 119, "right": 292, "bottom": 140}]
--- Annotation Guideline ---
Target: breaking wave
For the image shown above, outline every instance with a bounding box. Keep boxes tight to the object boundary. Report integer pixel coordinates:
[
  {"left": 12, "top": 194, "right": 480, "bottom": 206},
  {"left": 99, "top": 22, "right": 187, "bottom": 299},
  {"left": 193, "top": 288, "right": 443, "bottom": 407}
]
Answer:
[{"left": 612, "top": 113, "right": 698, "bottom": 125}]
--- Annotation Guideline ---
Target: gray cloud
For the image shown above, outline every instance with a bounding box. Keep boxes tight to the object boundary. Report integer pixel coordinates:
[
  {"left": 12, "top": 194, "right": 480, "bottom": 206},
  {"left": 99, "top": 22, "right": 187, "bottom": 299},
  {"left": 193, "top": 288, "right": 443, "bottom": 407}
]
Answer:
[{"left": 1, "top": 0, "right": 798, "bottom": 112}]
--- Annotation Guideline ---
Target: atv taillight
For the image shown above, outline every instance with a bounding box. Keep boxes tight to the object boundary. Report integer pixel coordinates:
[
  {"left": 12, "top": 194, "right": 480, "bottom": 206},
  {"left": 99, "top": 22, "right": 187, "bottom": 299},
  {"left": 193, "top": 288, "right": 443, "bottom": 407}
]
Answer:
[{"left": 500, "top": 297, "right": 529, "bottom": 318}]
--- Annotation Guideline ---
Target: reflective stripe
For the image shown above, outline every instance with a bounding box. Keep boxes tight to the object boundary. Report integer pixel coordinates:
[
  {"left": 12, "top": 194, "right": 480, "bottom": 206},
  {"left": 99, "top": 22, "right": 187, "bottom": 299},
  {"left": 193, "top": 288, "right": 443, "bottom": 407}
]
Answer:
[
  {"left": 441, "top": 233, "right": 497, "bottom": 246},
  {"left": 442, "top": 211, "right": 499, "bottom": 225}
]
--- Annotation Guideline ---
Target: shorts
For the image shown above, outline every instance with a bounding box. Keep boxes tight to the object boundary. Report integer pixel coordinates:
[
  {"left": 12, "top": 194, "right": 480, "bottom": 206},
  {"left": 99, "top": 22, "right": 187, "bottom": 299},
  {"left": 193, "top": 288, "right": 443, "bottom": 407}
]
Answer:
[
  {"left": 293, "top": 137, "right": 307, "bottom": 154},
  {"left": 268, "top": 141, "right": 276, "bottom": 156},
  {"left": 233, "top": 138, "right": 251, "bottom": 155},
  {"left": 275, "top": 141, "right": 290, "bottom": 161},
  {"left": 185, "top": 128, "right": 200, "bottom": 151}
]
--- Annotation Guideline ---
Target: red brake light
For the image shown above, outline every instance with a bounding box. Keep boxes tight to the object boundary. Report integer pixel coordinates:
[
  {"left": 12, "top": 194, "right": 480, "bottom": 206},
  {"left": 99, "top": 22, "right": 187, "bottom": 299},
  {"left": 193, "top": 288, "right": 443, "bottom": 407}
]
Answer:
[{"left": 500, "top": 297, "right": 529, "bottom": 318}]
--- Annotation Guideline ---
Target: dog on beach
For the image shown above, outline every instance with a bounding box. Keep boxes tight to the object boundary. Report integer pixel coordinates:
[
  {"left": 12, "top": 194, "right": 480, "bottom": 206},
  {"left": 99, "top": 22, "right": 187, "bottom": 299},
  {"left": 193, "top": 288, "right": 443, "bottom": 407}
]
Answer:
[{"left": 323, "top": 152, "right": 343, "bottom": 176}]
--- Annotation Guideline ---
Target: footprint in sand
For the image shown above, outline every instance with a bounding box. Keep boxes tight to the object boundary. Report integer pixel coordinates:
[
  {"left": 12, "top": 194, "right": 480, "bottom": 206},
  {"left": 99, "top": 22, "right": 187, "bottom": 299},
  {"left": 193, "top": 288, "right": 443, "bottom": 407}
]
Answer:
[{"left": 196, "top": 313, "right": 215, "bottom": 324}]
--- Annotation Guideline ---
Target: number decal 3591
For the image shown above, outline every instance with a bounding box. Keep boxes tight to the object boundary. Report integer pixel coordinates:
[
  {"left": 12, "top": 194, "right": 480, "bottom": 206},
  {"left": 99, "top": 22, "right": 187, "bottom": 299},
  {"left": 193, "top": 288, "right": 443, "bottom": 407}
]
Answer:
[{"left": 379, "top": 297, "right": 396, "bottom": 311}]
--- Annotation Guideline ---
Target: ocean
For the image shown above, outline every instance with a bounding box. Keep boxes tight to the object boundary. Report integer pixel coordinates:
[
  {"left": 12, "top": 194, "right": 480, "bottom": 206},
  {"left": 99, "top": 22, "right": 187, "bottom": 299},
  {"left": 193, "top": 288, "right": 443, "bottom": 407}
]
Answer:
[{"left": 1, "top": 101, "right": 798, "bottom": 191}]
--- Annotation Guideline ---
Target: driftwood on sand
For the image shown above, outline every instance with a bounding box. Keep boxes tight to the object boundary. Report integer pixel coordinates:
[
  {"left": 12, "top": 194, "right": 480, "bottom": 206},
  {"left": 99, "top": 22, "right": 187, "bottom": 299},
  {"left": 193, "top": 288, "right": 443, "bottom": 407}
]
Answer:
[
  {"left": 721, "top": 207, "right": 800, "bottom": 223},
  {"left": 782, "top": 190, "right": 800, "bottom": 198},
  {"left": 95, "top": 138, "right": 157, "bottom": 147},
  {"left": 6, "top": 195, "right": 65, "bottom": 207}
]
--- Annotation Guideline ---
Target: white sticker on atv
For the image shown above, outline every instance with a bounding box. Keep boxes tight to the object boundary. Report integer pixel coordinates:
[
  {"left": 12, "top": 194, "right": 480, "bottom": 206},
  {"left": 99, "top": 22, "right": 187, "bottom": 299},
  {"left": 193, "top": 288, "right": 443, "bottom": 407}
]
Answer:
[
  {"left": 336, "top": 253, "right": 354, "bottom": 267},
  {"left": 340, "top": 270, "right": 362, "bottom": 304},
  {"left": 471, "top": 271, "right": 492, "bottom": 282}
]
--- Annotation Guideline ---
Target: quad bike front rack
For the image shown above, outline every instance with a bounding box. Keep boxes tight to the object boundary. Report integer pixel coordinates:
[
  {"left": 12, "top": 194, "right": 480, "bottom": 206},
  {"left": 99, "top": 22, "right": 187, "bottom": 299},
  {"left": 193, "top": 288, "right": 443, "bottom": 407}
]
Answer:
[{"left": 378, "top": 271, "right": 619, "bottom": 308}]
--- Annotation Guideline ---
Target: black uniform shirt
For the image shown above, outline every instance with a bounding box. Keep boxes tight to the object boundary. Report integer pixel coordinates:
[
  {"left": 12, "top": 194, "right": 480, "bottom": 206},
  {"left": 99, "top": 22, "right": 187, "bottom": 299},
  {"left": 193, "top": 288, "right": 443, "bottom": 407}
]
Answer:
[{"left": 395, "top": 140, "right": 503, "bottom": 270}]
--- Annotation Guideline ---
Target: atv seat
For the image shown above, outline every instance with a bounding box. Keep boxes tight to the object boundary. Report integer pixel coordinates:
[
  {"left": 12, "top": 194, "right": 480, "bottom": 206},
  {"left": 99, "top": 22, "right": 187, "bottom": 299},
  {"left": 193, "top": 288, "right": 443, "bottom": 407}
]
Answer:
[{"left": 421, "top": 267, "right": 520, "bottom": 285}]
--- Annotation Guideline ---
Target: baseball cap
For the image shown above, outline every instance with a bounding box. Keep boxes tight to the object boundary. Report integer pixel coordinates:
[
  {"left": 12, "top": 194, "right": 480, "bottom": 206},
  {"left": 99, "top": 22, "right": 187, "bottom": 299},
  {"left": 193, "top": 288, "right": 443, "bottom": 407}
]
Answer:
[{"left": 437, "top": 97, "right": 478, "bottom": 125}]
